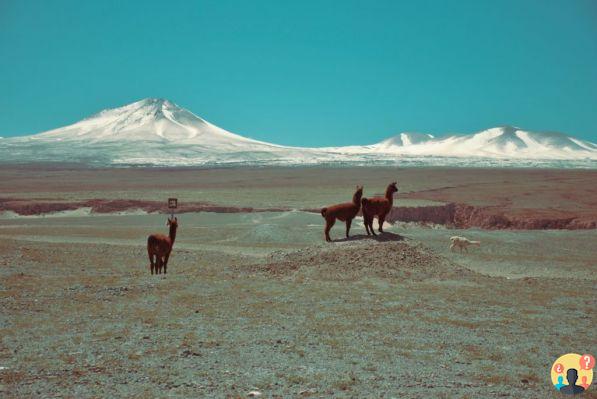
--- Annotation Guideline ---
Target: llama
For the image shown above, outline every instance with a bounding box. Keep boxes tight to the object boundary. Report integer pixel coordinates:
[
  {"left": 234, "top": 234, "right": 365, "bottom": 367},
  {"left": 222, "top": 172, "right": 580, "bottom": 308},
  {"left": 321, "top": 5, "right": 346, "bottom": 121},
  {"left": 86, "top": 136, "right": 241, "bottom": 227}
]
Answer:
[
  {"left": 449, "top": 236, "right": 480, "bottom": 252},
  {"left": 320, "top": 185, "right": 363, "bottom": 242},
  {"left": 361, "top": 182, "right": 398, "bottom": 236},
  {"left": 147, "top": 216, "right": 178, "bottom": 274}
]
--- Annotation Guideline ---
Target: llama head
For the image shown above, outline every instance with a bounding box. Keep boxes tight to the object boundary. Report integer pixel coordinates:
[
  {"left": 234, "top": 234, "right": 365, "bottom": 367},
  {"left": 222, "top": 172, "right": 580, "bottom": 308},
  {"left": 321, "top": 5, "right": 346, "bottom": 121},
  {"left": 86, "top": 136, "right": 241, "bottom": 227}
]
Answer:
[
  {"left": 388, "top": 181, "right": 398, "bottom": 193},
  {"left": 353, "top": 185, "right": 364, "bottom": 203},
  {"left": 167, "top": 216, "right": 179, "bottom": 242},
  {"left": 167, "top": 216, "right": 178, "bottom": 228}
]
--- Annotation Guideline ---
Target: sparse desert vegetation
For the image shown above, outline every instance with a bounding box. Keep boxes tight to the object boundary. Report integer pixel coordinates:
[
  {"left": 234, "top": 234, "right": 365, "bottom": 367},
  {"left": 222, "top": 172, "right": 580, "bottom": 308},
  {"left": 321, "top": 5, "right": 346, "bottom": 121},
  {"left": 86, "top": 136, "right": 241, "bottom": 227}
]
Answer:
[{"left": 1, "top": 167, "right": 596, "bottom": 398}]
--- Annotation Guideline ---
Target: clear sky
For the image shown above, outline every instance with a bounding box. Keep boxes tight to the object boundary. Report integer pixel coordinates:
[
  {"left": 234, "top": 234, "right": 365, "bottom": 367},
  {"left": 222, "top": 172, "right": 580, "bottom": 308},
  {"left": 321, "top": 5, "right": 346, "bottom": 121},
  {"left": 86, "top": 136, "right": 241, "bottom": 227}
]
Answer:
[{"left": 1, "top": 0, "right": 596, "bottom": 145}]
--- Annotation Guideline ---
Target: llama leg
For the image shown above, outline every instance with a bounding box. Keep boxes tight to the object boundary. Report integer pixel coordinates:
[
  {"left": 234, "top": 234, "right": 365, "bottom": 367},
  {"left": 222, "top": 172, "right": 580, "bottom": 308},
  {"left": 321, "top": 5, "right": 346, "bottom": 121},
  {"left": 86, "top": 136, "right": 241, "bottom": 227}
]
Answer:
[
  {"left": 363, "top": 214, "right": 370, "bottom": 235},
  {"left": 148, "top": 250, "right": 154, "bottom": 275},
  {"left": 369, "top": 217, "right": 377, "bottom": 236},
  {"left": 157, "top": 257, "right": 163, "bottom": 274},
  {"left": 164, "top": 252, "right": 170, "bottom": 274},
  {"left": 345, "top": 219, "right": 352, "bottom": 238},
  {"left": 378, "top": 214, "right": 386, "bottom": 233},
  {"left": 324, "top": 218, "right": 335, "bottom": 242},
  {"left": 450, "top": 243, "right": 455, "bottom": 252}
]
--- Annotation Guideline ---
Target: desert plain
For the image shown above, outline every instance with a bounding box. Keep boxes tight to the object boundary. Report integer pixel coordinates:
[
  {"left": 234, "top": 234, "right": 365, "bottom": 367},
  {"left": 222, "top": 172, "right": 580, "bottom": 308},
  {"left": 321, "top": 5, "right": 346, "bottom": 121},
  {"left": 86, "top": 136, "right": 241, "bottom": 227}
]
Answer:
[{"left": 0, "top": 166, "right": 596, "bottom": 398}]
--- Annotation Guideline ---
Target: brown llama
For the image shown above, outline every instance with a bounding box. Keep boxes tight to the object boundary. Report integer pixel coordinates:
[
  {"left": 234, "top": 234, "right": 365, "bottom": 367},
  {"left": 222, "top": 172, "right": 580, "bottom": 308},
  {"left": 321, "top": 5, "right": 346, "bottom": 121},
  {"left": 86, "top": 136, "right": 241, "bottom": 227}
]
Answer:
[
  {"left": 147, "top": 216, "right": 178, "bottom": 275},
  {"left": 361, "top": 182, "right": 398, "bottom": 236},
  {"left": 320, "top": 185, "right": 363, "bottom": 242}
]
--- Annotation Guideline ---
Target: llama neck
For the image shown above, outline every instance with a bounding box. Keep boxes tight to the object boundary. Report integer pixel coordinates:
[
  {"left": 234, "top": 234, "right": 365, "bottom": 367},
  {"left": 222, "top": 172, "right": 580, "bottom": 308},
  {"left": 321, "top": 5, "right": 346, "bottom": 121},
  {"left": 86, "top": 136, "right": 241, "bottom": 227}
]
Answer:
[
  {"left": 385, "top": 188, "right": 394, "bottom": 204},
  {"left": 169, "top": 226, "right": 177, "bottom": 245},
  {"left": 353, "top": 192, "right": 362, "bottom": 207}
]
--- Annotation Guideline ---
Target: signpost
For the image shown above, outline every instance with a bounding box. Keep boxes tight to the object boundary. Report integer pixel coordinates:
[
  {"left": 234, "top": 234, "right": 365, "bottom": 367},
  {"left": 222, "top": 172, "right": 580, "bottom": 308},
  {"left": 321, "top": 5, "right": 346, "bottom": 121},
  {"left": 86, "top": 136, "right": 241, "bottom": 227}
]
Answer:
[{"left": 168, "top": 198, "right": 178, "bottom": 219}]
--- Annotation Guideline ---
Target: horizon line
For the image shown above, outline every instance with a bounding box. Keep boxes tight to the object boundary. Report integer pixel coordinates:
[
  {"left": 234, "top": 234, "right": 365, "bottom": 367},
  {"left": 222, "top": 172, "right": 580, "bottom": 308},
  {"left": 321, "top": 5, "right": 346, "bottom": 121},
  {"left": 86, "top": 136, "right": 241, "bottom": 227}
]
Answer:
[{"left": 2, "top": 96, "right": 596, "bottom": 145}]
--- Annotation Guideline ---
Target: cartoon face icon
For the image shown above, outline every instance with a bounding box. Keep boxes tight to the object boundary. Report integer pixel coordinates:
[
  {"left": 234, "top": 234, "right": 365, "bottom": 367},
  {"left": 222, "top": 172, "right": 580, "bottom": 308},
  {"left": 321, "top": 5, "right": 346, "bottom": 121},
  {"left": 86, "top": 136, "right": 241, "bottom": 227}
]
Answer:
[{"left": 551, "top": 354, "right": 594, "bottom": 395}]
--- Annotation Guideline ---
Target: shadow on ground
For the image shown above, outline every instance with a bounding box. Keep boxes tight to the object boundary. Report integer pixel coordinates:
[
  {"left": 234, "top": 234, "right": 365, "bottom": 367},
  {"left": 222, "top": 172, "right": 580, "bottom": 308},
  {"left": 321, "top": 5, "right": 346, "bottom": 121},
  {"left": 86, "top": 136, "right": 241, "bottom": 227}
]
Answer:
[{"left": 332, "top": 231, "right": 404, "bottom": 243}]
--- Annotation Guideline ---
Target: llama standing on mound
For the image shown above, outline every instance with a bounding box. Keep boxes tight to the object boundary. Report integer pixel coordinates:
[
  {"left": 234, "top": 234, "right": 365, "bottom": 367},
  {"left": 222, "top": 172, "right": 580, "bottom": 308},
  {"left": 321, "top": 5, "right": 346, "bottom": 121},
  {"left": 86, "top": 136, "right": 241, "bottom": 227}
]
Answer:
[
  {"left": 361, "top": 182, "right": 398, "bottom": 236},
  {"left": 320, "top": 185, "right": 363, "bottom": 242},
  {"left": 147, "top": 216, "right": 178, "bottom": 275}
]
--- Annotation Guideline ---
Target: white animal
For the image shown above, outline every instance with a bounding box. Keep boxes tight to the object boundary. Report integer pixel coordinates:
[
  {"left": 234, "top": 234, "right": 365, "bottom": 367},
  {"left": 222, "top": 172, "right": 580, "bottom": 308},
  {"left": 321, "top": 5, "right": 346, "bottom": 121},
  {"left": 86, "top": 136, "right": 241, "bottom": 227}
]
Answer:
[{"left": 449, "top": 236, "right": 480, "bottom": 252}]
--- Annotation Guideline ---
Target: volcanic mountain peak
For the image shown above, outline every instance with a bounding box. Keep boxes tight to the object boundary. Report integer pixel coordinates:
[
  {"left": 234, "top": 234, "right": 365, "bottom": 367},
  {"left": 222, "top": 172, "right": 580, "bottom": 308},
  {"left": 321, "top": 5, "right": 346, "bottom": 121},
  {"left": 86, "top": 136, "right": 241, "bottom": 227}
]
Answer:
[
  {"left": 1, "top": 99, "right": 595, "bottom": 166},
  {"left": 370, "top": 125, "right": 597, "bottom": 160},
  {"left": 29, "top": 98, "right": 273, "bottom": 147}
]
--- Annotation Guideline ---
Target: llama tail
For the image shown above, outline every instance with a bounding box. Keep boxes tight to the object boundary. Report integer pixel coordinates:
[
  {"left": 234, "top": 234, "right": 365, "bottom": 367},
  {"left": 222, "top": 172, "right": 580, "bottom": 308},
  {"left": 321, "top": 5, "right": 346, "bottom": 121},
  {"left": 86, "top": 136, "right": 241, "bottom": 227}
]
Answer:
[{"left": 320, "top": 208, "right": 327, "bottom": 217}]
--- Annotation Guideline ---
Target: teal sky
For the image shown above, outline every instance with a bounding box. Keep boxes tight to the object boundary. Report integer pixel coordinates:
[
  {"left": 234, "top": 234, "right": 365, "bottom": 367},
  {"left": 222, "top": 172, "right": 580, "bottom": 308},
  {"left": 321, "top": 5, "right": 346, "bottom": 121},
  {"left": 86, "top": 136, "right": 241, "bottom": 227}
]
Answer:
[{"left": 1, "top": 0, "right": 596, "bottom": 146}]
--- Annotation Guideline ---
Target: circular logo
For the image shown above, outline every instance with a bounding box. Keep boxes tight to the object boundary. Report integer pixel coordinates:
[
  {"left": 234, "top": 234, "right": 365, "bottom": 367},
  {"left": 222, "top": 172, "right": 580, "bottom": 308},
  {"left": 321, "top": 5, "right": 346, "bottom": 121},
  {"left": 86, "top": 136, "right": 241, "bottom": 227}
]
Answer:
[{"left": 551, "top": 353, "right": 594, "bottom": 395}]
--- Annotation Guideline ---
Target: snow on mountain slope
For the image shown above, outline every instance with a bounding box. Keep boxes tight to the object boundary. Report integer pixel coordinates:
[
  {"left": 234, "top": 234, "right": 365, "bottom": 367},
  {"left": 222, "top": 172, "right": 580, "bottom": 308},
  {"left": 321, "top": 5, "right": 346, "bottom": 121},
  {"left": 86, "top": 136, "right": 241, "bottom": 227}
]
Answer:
[
  {"left": 376, "top": 132, "right": 435, "bottom": 148},
  {"left": 365, "top": 126, "right": 597, "bottom": 160},
  {"left": 0, "top": 99, "right": 595, "bottom": 167},
  {"left": 35, "top": 98, "right": 281, "bottom": 147},
  {"left": 1, "top": 98, "right": 335, "bottom": 165}
]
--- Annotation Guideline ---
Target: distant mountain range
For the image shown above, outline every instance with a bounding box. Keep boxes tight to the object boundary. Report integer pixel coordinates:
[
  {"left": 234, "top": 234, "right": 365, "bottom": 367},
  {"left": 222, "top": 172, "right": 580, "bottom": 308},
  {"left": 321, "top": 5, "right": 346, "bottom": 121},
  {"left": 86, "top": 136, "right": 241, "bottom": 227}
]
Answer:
[{"left": 1, "top": 98, "right": 595, "bottom": 168}]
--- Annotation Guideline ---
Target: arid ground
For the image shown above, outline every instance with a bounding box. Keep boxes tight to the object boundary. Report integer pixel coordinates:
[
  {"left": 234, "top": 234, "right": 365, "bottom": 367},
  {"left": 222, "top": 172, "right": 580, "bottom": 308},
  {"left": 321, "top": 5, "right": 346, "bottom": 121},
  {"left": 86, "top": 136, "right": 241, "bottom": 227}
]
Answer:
[
  {"left": 1, "top": 166, "right": 596, "bottom": 398},
  {"left": 2, "top": 166, "right": 597, "bottom": 228}
]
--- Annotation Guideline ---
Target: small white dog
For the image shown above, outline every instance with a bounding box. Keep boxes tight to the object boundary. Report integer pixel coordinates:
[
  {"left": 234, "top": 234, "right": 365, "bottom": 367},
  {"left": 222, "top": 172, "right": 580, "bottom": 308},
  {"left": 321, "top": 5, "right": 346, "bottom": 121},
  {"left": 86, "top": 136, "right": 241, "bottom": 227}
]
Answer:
[{"left": 449, "top": 236, "right": 481, "bottom": 253}]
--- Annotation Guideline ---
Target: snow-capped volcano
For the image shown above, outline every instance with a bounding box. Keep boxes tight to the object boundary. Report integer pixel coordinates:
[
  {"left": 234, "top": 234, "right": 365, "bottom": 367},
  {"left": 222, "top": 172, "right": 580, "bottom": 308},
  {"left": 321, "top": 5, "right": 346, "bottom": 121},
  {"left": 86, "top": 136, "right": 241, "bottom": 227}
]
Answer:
[
  {"left": 367, "top": 126, "right": 597, "bottom": 160},
  {"left": 36, "top": 98, "right": 276, "bottom": 147},
  {"left": 0, "top": 98, "right": 595, "bottom": 167},
  {"left": 2, "top": 98, "right": 329, "bottom": 165}
]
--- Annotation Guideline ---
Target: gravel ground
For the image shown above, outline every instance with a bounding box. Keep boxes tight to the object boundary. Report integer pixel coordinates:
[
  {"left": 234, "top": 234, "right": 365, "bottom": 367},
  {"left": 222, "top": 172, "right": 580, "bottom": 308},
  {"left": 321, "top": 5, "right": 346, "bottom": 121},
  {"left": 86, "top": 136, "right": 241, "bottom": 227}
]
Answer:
[{"left": 1, "top": 212, "right": 595, "bottom": 398}]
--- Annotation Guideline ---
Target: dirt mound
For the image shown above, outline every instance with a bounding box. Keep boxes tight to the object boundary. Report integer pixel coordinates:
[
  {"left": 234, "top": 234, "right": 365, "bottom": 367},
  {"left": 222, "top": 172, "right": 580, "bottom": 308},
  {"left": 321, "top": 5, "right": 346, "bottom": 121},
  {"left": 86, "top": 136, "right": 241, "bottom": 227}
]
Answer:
[{"left": 243, "top": 235, "right": 474, "bottom": 281}]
